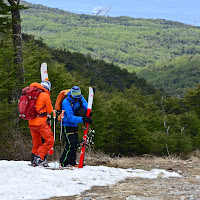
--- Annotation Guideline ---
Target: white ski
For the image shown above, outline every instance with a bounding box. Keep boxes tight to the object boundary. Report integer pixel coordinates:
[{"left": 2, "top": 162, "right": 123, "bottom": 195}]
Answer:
[{"left": 41, "top": 62, "right": 48, "bottom": 81}]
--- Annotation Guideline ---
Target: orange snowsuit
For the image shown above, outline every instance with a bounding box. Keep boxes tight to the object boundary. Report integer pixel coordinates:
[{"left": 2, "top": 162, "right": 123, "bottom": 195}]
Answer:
[{"left": 28, "top": 82, "right": 54, "bottom": 160}]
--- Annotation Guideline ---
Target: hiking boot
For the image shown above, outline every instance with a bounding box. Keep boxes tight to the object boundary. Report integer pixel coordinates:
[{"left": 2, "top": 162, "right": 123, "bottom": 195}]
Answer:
[
  {"left": 42, "top": 159, "right": 49, "bottom": 167},
  {"left": 60, "top": 163, "right": 73, "bottom": 168},
  {"left": 31, "top": 153, "right": 36, "bottom": 166},
  {"left": 70, "top": 160, "right": 78, "bottom": 165},
  {"left": 66, "top": 164, "right": 73, "bottom": 167},
  {"left": 71, "top": 162, "right": 79, "bottom": 167},
  {"left": 33, "top": 155, "right": 44, "bottom": 166}
]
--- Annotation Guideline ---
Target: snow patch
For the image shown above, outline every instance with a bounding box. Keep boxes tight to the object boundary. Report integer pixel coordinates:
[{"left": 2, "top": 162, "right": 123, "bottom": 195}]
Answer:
[{"left": 0, "top": 160, "right": 181, "bottom": 200}]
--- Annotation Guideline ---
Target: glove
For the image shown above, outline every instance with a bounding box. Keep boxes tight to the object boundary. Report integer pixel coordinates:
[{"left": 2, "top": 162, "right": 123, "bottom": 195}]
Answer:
[{"left": 82, "top": 116, "right": 93, "bottom": 124}]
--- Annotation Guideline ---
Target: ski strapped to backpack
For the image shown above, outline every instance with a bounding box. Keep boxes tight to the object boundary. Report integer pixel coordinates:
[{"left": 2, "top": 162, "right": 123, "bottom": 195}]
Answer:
[
  {"left": 18, "top": 86, "right": 47, "bottom": 120},
  {"left": 41, "top": 62, "right": 48, "bottom": 81}
]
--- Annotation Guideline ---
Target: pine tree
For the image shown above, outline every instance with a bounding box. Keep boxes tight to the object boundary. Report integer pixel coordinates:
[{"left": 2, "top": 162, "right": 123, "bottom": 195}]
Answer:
[
  {"left": 7, "top": 0, "right": 26, "bottom": 93},
  {"left": 0, "top": 0, "right": 12, "bottom": 33}
]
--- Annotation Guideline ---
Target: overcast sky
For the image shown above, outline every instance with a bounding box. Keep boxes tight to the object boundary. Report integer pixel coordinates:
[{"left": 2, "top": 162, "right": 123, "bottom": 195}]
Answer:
[{"left": 24, "top": 0, "right": 200, "bottom": 26}]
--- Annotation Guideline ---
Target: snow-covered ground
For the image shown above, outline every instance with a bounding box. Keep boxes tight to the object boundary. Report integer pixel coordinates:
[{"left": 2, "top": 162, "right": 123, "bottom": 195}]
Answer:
[{"left": 0, "top": 160, "right": 181, "bottom": 200}]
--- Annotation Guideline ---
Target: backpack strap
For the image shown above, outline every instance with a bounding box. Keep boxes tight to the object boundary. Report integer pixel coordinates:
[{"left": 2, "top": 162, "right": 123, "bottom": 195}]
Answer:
[
  {"left": 63, "top": 96, "right": 83, "bottom": 118},
  {"left": 36, "top": 89, "right": 47, "bottom": 117},
  {"left": 64, "top": 96, "right": 83, "bottom": 108},
  {"left": 36, "top": 105, "right": 47, "bottom": 117},
  {"left": 79, "top": 98, "right": 82, "bottom": 107},
  {"left": 63, "top": 96, "right": 71, "bottom": 118}
]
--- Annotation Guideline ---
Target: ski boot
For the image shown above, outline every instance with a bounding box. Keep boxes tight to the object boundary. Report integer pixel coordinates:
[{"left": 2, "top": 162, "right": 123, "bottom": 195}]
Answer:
[{"left": 33, "top": 155, "right": 44, "bottom": 166}]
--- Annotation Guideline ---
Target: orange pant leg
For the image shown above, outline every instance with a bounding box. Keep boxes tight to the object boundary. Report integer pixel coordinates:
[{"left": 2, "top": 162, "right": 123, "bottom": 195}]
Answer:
[
  {"left": 29, "top": 125, "right": 42, "bottom": 155},
  {"left": 37, "top": 121, "right": 54, "bottom": 160}
]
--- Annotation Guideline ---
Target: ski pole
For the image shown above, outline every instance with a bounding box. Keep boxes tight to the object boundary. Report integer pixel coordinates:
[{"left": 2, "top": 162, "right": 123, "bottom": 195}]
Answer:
[
  {"left": 47, "top": 114, "right": 54, "bottom": 155},
  {"left": 59, "top": 110, "right": 65, "bottom": 168},
  {"left": 53, "top": 110, "right": 56, "bottom": 168}
]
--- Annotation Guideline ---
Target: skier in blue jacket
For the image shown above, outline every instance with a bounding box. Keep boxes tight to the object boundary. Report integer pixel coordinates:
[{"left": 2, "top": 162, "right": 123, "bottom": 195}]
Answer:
[{"left": 60, "top": 86, "right": 92, "bottom": 167}]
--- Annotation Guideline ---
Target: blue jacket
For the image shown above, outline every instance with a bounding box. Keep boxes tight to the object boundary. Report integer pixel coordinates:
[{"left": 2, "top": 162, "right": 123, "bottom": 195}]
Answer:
[{"left": 62, "top": 92, "right": 88, "bottom": 127}]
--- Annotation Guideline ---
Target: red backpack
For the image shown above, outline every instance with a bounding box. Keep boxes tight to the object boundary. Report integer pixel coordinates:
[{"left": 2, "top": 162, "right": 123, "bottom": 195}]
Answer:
[{"left": 18, "top": 87, "right": 44, "bottom": 120}]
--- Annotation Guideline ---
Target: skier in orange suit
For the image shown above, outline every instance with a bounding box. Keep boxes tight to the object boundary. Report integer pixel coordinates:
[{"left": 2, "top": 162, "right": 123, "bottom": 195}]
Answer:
[{"left": 28, "top": 79, "right": 54, "bottom": 166}]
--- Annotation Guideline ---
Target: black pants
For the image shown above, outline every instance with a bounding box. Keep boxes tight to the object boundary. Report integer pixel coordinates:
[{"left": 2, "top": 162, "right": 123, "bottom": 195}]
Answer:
[{"left": 60, "top": 126, "right": 79, "bottom": 167}]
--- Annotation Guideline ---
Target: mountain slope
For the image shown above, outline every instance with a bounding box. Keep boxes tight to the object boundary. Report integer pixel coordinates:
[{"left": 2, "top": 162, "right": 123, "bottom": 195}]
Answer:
[
  {"left": 20, "top": 1, "right": 200, "bottom": 95},
  {"left": 49, "top": 48, "right": 156, "bottom": 94}
]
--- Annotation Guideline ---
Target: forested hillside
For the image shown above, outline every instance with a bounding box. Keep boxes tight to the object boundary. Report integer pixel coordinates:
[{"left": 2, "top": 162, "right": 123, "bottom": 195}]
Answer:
[
  {"left": 139, "top": 54, "right": 200, "bottom": 95},
  {"left": 20, "top": 1, "right": 200, "bottom": 96},
  {"left": 1, "top": 1, "right": 200, "bottom": 161},
  {"left": 1, "top": 32, "right": 200, "bottom": 160},
  {"left": 49, "top": 48, "right": 156, "bottom": 95}
]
